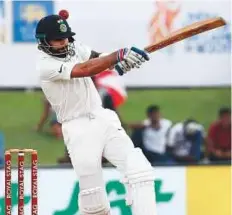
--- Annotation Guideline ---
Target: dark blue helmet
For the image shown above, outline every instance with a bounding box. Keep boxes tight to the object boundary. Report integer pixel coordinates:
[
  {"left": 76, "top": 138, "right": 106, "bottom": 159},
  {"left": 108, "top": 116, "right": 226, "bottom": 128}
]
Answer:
[{"left": 35, "top": 15, "right": 76, "bottom": 58}]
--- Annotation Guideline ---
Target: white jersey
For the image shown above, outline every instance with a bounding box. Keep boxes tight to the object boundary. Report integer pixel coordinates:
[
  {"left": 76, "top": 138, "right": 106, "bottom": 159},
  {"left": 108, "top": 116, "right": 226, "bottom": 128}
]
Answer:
[
  {"left": 36, "top": 41, "right": 103, "bottom": 123},
  {"left": 142, "top": 118, "right": 172, "bottom": 154},
  {"left": 167, "top": 122, "right": 204, "bottom": 156},
  {"left": 167, "top": 123, "right": 189, "bottom": 156}
]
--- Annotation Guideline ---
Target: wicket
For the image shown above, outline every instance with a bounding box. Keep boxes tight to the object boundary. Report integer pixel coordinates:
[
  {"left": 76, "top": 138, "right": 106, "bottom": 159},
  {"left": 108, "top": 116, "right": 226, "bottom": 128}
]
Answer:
[{"left": 4, "top": 149, "right": 38, "bottom": 215}]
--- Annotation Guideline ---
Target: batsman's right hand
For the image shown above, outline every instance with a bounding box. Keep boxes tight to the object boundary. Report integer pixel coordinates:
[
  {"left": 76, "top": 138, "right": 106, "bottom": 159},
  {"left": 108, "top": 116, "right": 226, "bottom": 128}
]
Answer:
[{"left": 115, "top": 47, "right": 150, "bottom": 76}]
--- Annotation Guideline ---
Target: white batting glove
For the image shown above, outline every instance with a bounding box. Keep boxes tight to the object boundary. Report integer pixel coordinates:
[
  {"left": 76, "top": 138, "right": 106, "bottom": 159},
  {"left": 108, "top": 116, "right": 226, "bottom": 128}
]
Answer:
[{"left": 115, "top": 47, "right": 150, "bottom": 76}]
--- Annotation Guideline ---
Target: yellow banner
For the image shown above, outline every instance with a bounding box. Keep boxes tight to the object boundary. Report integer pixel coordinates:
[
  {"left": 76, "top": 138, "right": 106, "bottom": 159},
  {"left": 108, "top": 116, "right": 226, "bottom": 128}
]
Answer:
[{"left": 187, "top": 166, "right": 231, "bottom": 215}]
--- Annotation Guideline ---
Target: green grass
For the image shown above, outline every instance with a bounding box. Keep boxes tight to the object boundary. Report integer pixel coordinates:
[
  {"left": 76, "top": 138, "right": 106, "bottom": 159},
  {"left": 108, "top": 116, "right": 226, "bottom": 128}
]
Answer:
[{"left": 0, "top": 88, "right": 230, "bottom": 165}]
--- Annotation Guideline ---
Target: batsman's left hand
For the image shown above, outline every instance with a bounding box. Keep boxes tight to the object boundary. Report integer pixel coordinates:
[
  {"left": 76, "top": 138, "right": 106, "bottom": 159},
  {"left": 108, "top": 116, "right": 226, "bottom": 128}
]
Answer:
[
  {"left": 115, "top": 47, "right": 150, "bottom": 76},
  {"left": 125, "top": 47, "right": 150, "bottom": 67}
]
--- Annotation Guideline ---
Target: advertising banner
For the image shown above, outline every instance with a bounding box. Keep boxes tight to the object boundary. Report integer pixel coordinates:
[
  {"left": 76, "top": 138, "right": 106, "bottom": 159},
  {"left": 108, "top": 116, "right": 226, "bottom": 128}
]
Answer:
[
  {"left": 0, "top": 0, "right": 230, "bottom": 87},
  {"left": 56, "top": 0, "right": 231, "bottom": 87},
  {"left": 12, "top": 1, "right": 54, "bottom": 42},
  {"left": 187, "top": 166, "right": 231, "bottom": 215},
  {"left": 0, "top": 167, "right": 186, "bottom": 215}
]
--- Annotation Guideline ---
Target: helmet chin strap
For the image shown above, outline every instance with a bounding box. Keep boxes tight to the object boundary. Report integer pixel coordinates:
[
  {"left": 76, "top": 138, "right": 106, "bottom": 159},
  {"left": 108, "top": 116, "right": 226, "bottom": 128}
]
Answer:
[
  {"left": 38, "top": 38, "right": 76, "bottom": 59},
  {"left": 51, "top": 46, "right": 69, "bottom": 58}
]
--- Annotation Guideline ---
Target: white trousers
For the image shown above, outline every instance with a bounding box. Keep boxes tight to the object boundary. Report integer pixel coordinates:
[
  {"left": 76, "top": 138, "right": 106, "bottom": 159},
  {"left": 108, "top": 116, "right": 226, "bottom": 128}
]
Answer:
[
  {"left": 62, "top": 109, "right": 134, "bottom": 188},
  {"left": 62, "top": 109, "right": 157, "bottom": 215}
]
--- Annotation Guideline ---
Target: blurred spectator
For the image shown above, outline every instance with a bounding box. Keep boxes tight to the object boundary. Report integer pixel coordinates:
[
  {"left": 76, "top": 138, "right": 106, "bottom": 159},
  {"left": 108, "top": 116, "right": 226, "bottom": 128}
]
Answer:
[
  {"left": 92, "top": 70, "right": 127, "bottom": 108},
  {"left": 130, "top": 105, "right": 172, "bottom": 164},
  {"left": 97, "top": 84, "right": 116, "bottom": 111},
  {"left": 167, "top": 119, "right": 204, "bottom": 164},
  {"left": 206, "top": 107, "right": 231, "bottom": 162},
  {"left": 91, "top": 75, "right": 125, "bottom": 126},
  {"left": 36, "top": 97, "right": 62, "bottom": 139},
  {"left": 0, "top": 131, "right": 4, "bottom": 166},
  {"left": 92, "top": 75, "right": 117, "bottom": 111}
]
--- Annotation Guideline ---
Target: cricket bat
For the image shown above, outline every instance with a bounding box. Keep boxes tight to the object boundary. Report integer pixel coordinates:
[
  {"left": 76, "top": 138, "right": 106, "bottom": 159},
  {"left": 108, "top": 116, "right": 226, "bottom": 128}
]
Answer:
[{"left": 144, "top": 17, "right": 226, "bottom": 53}]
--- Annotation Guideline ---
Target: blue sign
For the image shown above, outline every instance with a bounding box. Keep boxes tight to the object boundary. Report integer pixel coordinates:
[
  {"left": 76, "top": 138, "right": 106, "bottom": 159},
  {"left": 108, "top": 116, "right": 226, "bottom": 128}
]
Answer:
[
  {"left": 0, "top": 0, "right": 4, "bottom": 17},
  {"left": 13, "top": 1, "right": 54, "bottom": 42}
]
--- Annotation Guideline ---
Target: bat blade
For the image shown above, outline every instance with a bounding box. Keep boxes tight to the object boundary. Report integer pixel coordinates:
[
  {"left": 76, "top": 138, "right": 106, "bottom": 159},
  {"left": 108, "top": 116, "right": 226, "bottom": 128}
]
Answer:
[{"left": 144, "top": 17, "right": 226, "bottom": 53}]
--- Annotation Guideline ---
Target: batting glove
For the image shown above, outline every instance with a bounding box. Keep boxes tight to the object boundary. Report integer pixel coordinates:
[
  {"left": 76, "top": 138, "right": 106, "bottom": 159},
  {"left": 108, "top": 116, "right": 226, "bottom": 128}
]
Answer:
[
  {"left": 115, "top": 60, "right": 132, "bottom": 76},
  {"left": 115, "top": 47, "right": 150, "bottom": 76}
]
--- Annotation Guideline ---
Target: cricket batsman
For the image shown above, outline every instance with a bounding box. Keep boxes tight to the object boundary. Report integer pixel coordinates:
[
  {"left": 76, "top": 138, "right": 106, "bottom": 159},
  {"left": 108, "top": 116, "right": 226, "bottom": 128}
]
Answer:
[{"left": 35, "top": 12, "right": 157, "bottom": 215}]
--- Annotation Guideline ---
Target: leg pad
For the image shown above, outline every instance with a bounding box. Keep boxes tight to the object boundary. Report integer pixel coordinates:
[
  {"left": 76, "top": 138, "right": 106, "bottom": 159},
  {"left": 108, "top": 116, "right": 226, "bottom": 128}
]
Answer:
[{"left": 79, "top": 187, "right": 110, "bottom": 215}]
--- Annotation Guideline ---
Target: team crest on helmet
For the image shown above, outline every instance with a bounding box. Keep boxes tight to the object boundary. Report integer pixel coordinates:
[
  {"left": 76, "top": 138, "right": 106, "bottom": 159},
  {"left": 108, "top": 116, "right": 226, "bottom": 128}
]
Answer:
[{"left": 60, "top": 23, "right": 67, "bottom": 32}]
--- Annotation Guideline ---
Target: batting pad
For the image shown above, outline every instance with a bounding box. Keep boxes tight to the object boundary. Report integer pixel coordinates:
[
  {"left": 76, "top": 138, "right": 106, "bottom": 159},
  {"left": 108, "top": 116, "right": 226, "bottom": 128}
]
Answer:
[
  {"left": 129, "top": 181, "right": 157, "bottom": 215},
  {"left": 78, "top": 187, "right": 110, "bottom": 215},
  {"left": 121, "top": 148, "right": 157, "bottom": 215}
]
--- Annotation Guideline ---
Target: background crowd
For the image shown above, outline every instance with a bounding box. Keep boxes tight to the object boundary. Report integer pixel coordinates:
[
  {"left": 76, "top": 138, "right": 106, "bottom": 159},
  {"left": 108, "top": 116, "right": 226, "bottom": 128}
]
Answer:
[{"left": 2, "top": 82, "right": 227, "bottom": 167}]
